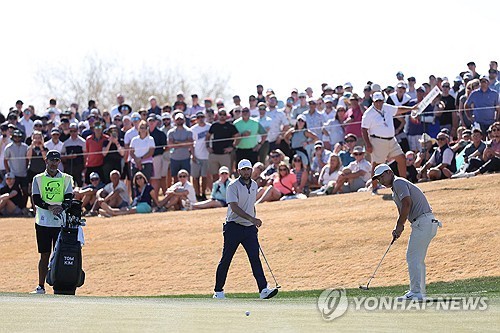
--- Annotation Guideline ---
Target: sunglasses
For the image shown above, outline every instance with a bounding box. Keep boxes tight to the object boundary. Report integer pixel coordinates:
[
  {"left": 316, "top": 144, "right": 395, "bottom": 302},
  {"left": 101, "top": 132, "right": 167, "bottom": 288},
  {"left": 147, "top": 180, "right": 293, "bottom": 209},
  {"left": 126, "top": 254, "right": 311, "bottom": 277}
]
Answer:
[
  {"left": 353, "top": 152, "right": 364, "bottom": 156},
  {"left": 178, "top": 175, "right": 188, "bottom": 178},
  {"left": 217, "top": 104, "right": 224, "bottom": 107},
  {"left": 437, "top": 137, "right": 447, "bottom": 141},
  {"left": 298, "top": 119, "right": 305, "bottom": 122},
  {"left": 293, "top": 158, "right": 302, "bottom": 162},
  {"left": 241, "top": 110, "right": 249, "bottom": 113},
  {"left": 218, "top": 113, "right": 227, "bottom": 116},
  {"left": 279, "top": 168, "right": 288, "bottom": 171},
  {"left": 132, "top": 117, "right": 141, "bottom": 121},
  {"left": 34, "top": 125, "right": 42, "bottom": 127},
  {"left": 139, "top": 126, "right": 147, "bottom": 129},
  {"left": 271, "top": 154, "right": 280, "bottom": 158},
  {"left": 136, "top": 176, "right": 144, "bottom": 180},
  {"left": 491, "top": 128, "right": 499, "bottom": 132},
  {"left": 258, "top": 107, "right": 266, "bottom": 110},
  {"left": 91, "top": 178, "right": 99, "bottom": 181}
]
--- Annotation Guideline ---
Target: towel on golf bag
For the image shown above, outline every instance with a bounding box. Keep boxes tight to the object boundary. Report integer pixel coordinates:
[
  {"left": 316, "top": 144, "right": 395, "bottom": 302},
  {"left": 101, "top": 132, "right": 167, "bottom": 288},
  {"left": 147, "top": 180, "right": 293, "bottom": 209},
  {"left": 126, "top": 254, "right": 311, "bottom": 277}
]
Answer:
[{"left": 46, "top": 227, "right": 85, "bottom": 289}]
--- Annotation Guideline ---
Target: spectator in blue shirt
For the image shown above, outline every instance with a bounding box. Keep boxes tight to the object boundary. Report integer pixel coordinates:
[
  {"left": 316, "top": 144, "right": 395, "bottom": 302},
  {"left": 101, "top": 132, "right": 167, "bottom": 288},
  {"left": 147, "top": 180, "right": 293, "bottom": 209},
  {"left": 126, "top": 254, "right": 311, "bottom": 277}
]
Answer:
[{"left": 465, "top": 75, "right": 500, "bottom": 135}]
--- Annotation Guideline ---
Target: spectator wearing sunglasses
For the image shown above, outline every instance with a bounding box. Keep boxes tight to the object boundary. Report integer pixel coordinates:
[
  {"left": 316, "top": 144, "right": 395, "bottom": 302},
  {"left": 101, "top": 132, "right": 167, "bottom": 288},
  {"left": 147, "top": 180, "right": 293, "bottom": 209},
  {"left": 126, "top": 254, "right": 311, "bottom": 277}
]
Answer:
[
  {"left": 334, "top": 133, "right": 358, "bottom": 167},
  {"left": 361, "top": 92, "right": 419, "bottom": 194},
  {"left": 330, "top": 146, "right": 371, "bottom": 194},
  {"left": 234, "top": 107, "right": 267, "bottom": 166},
  {"left": 418, "top": 132, "right": 456, "bottom": 181},
  {"left": 192, "top": 166, "right": 230, "bottom": 210},
  {"left": 98, "top": 171, "right": 157, "bottom": 216},
  {"left": 452, "top": 122, "right": 500, "bottom": 178},
  {"left": 256, "top": 162, "right": 297, "bottom": 204},
  {"left": 61, "top": 124, "right": 86, "bottom": 187},
  {"left": 206, "top": 109, "right": 239, "bottom": 183},
  {"left": 156, "top": 169, "right": 196, "bottom": 211}
]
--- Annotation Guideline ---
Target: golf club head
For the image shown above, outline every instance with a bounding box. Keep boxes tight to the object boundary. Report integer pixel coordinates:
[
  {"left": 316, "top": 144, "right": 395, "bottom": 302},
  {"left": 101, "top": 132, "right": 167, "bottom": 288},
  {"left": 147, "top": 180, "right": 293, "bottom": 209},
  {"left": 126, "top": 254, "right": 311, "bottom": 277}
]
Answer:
[
  {"left": 359, "top": 285, "right": 369, "bottom": 290},
  {"left": 276, "top": 285, "right": 282, "bottom": 289}
]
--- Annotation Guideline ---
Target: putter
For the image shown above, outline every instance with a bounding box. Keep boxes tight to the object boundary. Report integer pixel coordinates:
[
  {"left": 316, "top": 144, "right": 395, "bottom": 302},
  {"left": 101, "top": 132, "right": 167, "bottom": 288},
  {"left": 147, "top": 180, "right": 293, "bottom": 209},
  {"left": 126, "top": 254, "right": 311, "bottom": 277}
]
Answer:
[
  {"left": 359, "top": 236, "right": 396, "bottom": 290},
  {"left": 259, "top": 245, "right": 281, "bottom": 289}
]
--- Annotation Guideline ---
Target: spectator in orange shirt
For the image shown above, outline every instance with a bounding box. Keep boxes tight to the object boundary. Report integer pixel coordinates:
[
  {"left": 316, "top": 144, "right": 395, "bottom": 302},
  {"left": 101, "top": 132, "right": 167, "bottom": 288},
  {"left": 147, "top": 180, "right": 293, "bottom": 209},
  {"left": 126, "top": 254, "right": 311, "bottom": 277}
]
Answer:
[{"left": 256, "top": 162, "right": 297, "bottom": 204}]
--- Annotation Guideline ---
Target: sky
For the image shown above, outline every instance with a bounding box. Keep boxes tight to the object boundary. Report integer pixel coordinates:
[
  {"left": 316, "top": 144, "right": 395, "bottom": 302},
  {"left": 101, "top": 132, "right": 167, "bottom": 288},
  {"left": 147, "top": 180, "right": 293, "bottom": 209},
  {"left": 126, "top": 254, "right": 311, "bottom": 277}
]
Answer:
[{"left": 1, "top": 0, "right": 499, "bottom": 114}]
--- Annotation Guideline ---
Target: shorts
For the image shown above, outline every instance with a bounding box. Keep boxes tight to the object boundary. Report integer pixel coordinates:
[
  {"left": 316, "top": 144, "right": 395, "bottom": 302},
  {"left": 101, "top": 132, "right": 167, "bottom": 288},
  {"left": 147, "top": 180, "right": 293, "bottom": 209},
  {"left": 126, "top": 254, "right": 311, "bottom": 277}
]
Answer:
[
  {"left": 117, "top": 201, "right": 129, "bottom": 209},
  {"left": 151, "top": 154, "right": 169, "bottom": 180},
  {"left": 191, "top": 159, "right": 209, "bottom": 178},
  {"left": 170, "top": 158, "right": 191, "bottom": 177},
  {"left": 35, "top": 223, "right": 60, "bottom": 253},
  {"left": 370, "top": 137, "right": 404, "bottom": 164},
  {"left": 132, "top": 163, "right": 153, "bottom": 181},
  {"left": 135, "top": 202, "right": 152, "bottom": 214},
  {"left": 208, "top": 153, "right": 232, "bottom": 175}
]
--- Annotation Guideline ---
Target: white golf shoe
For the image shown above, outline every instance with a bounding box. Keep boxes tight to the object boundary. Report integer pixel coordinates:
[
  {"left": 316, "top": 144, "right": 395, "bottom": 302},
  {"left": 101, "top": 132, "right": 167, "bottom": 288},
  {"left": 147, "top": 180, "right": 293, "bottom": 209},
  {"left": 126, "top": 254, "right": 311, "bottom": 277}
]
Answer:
[
  {"left": 213, "top": 291, "right": 225, "bottom": 299},
  {"left": 260, "top": 287, "right": 278, "bottom": 299},
  {"left": 30, "top": 285, "right": 46, "bottom": 294},
  {"left": 397, "top": 290, "right": 424, "bottom": 301}
]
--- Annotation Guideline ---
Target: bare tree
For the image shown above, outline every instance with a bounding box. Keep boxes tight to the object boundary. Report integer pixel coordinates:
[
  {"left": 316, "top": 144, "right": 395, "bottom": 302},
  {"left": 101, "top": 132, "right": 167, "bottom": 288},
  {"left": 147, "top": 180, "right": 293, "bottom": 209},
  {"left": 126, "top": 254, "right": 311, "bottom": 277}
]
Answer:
[
  {"left": 35, "top": 54, "right": 116, "bottom": 111},
  {"left": 36, "top": 54, "right": 231, "bottom": 113}
]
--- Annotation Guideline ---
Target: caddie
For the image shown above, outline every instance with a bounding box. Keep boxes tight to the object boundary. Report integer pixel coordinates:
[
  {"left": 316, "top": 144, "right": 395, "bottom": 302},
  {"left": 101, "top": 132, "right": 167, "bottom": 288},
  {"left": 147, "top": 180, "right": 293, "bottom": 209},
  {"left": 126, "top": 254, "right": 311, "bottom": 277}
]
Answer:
[
  {"left": 30, "top": 150, "right": 73, "bottom": 294},
  {"left": 372, "top": 163, "right": 442, "bottom": 300}
]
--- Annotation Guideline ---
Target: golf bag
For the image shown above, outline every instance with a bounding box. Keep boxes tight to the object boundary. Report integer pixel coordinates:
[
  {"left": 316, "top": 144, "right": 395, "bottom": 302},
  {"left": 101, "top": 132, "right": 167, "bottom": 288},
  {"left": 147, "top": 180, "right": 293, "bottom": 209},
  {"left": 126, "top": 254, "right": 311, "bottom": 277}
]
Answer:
[{"left": 46, "top": 199, "right": 86, "bottom": 295}]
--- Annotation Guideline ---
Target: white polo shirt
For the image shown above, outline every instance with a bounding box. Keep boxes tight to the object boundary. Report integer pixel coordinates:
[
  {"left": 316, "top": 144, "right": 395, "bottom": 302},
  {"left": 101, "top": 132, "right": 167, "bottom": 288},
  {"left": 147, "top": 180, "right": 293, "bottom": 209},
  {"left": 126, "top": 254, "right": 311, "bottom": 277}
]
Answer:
[
  {"left": 226, "top": 177, "right": 258, "bottom": 227},
  {"left": 361, "top": 103, "right": 398, "bottom": 138}
]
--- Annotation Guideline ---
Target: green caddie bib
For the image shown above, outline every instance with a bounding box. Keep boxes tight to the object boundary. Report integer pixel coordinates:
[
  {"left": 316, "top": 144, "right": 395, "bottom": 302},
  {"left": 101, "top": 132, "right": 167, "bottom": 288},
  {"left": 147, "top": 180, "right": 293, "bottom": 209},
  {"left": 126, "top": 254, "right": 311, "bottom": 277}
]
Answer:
[{"left": 41, "top": 175, "right": 65, "bottom": 203}]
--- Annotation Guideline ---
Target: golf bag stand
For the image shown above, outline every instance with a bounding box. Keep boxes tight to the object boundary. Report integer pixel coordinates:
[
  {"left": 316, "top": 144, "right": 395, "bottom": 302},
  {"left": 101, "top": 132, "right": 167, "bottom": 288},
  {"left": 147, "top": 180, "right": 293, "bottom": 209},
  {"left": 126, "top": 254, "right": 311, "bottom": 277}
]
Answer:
[{"left": 46, "top": 199, "right": 86, "bottom": 295}]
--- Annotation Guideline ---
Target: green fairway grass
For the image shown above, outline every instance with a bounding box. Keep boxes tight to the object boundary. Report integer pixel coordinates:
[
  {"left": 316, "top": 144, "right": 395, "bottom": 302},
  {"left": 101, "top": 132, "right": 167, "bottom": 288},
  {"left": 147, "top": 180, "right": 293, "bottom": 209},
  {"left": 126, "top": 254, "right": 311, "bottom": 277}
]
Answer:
[
  {"left": 1, "top": 277, "right": 498, "bottom": 332},
  {"left": 150, "top": 276, "right": 500, "bottom": 299}
]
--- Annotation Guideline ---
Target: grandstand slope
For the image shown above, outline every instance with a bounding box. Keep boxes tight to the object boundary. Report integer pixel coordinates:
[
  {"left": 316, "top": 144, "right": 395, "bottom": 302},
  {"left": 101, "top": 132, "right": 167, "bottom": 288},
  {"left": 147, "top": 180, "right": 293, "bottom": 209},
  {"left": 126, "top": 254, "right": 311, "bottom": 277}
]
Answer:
[{"left": 0, "top": 174, "right": 498, "bottom": 296}]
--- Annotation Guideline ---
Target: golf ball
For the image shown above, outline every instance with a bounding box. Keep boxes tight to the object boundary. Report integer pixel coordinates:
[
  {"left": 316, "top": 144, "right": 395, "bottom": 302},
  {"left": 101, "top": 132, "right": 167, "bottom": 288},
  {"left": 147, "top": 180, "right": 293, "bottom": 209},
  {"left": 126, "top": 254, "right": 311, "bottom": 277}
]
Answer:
[{"left": 245, "top": 311, "right": 250, "bottom": 316}]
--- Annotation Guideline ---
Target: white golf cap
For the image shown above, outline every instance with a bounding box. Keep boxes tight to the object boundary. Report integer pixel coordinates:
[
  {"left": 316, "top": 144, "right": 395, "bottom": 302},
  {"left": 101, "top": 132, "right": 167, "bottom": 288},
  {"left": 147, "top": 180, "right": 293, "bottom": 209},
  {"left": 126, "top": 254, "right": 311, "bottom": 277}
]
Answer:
[
  {"left": 373, "top": 92, "right": 385, "bottom": 101},
  {"left": 372, "top": 163, "right": 392, "bottom": 180},
  {"left": 237, "top": 159, "right": 252, "bottom": 170},
  {"left": 219, "top": 166, "right": 230, "bottom": 174}
]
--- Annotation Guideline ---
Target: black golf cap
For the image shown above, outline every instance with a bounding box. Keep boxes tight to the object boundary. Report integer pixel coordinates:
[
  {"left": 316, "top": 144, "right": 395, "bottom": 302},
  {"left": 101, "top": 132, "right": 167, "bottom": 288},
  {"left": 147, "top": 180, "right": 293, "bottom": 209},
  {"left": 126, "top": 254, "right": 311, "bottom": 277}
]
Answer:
[
  {"left": 46, "top": 150, "right": 61, "bottom": 160},
  {"left": 12, "top": 129, "right": 23, "bottom": 137}
]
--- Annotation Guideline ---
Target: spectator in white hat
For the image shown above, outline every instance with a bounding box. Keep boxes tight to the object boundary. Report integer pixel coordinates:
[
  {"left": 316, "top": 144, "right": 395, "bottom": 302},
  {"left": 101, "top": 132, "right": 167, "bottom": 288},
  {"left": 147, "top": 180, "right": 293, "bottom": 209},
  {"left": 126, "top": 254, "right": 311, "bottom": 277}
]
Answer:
[
  {"left": 361, "top": 92, "right": 419, "bottom": 194},
  {"left": 192, "top": 166, "right": 230, "bottom": 210},
  {"left": 291, "top": 92, "right": 309, "bottom": 119},
  {"left": 330, "top": 146, "right": 371, "bottom": 194}
]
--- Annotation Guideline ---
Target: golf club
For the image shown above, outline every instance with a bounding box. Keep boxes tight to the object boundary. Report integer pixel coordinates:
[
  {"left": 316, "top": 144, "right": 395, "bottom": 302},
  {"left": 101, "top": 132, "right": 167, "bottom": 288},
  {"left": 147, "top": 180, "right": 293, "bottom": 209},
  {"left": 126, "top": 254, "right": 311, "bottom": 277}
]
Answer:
[
  {"left": 359, "top": 236, "right": 396, "bottom": 290},
  {"left": 259, "top": 245, "right": 281, "bottom": 289}
]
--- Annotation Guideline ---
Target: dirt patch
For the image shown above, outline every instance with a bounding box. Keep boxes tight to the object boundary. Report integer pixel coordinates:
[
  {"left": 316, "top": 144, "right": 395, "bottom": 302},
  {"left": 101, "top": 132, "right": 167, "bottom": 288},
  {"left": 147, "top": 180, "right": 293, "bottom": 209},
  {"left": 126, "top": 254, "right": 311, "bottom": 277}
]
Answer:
[{"left": 0, "top": 174, "right": 498, "bottom": 296}]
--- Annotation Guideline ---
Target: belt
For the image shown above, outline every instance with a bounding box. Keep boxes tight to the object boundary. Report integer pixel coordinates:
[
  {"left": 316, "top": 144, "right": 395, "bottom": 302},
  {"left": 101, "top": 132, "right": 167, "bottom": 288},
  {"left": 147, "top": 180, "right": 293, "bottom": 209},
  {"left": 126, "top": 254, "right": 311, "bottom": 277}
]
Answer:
[
  {"left": 370, "top": 134, "right": 394, "bottom": 140},
  {"left": 412, "top": 212, "right": 434, "bottom": 223}
]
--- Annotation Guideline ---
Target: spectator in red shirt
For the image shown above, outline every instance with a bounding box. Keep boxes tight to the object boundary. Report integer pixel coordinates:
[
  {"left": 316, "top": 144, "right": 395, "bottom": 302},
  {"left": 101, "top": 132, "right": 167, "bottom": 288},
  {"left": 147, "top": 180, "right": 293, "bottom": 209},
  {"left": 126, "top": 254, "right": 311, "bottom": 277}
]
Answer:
[
  {"left": 344, "top": 93, "right": 365, "bottom": 145},
  {"left": 85, "top": 121, "right": 108, "bottom": 184}
]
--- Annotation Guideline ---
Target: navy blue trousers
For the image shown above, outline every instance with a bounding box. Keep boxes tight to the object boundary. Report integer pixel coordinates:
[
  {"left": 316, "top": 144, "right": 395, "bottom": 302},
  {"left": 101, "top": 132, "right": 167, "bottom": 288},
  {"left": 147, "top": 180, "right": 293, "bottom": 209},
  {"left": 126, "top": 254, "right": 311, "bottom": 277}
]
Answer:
[{"left": 214, "top": 222, "right": 267, "bottom": 292}]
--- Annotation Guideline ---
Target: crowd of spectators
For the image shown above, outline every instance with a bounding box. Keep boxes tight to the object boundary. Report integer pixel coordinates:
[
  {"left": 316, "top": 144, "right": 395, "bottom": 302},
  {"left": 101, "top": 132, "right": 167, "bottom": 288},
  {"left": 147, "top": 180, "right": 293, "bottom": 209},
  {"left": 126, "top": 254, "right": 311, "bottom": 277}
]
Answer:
[{"left": 0, "top": 60, "right": 499, "bottom": 217}]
